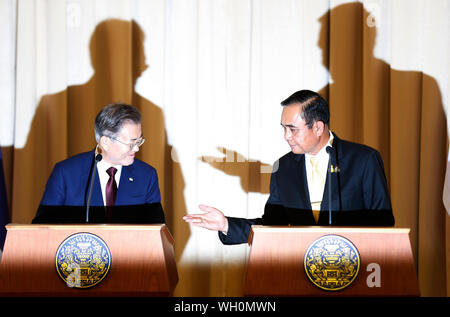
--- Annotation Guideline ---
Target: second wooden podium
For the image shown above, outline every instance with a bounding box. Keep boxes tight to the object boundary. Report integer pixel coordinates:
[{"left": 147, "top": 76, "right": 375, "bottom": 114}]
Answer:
[
  {"left": 244, "top": 226, "right": 419, "bottom": 296},
  {"left": 0, "top": 224, "right": 178, "bottom": 296}
]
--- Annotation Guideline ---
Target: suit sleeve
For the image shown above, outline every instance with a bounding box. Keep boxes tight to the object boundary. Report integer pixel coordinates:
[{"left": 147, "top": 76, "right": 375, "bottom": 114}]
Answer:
[
  {"left": 362, "top": 151, "right": 392, "bottom": 211},
  {"left": 145, "top": 168, "right": 162, "bottom": 203},
  {"left": 348, "top": 150, "right": 395, "bottom": 226},
  {"left": 218, "top": 217, "right": 260, "bottom": 245},
  {"left": 40, "top": 163, "right": 66, "bottom": 206},
  {"left": 218, "top": 165, "right": 280, "bottom": 245},
  {"left": 32, "top": 163, "right": 66, "bottom": 223},
  {"left": 141, "top": 167, "right": 165, "bottom": 224}
]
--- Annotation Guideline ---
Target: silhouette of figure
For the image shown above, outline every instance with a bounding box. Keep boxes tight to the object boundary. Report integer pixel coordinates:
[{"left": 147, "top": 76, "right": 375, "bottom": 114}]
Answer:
[
  {"left": 199, "top": 2, "right": 447, "bottom": 296},
  {"left": 11, "top": 19, "right": 190, "bottom": 286},
  {"left": 200, "top": 147, "right": 272, "bottom": 194},
  {"left": 8, "top": 5, "right": 447, "bottom": 296},
  {"left": 201, "top": 3, "right": 445, "bottom": 217}
]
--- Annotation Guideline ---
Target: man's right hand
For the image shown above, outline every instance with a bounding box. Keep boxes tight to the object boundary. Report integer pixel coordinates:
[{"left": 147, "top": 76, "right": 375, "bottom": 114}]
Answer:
[{"left": 183, "top": 204, "right": 229, "bottom": 234}]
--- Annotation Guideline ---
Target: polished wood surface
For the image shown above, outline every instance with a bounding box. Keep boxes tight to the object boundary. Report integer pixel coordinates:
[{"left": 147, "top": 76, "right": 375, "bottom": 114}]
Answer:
[
  {"left": 244, "top": 226, "right": 419, "bottom": 296},
  {"left": 0, "top": 224, "right": 178, "bottom": 296}
]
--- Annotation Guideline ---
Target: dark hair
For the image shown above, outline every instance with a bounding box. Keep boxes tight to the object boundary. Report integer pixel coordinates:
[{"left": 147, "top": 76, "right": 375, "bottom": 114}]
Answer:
[
  {"left": 281, "top": 90, "right": 329, "bottom": 128},
  {"left": 94, "top": 103, "right": 141, "bottom": 142}
]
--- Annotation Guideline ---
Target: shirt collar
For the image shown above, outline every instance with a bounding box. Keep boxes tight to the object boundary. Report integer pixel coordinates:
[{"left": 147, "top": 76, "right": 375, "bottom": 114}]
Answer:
[
  {"left": 305, "top": 130, "right": 334, "bottom": 161},
  {"left": 96, "top": 158, "right": 122, "bottom": 174}
]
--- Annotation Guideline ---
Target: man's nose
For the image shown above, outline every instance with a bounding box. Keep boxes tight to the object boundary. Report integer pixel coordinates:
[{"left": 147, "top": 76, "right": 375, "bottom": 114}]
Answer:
[{"left": 284, "top": 128, "right": 292, "bottom": 141}]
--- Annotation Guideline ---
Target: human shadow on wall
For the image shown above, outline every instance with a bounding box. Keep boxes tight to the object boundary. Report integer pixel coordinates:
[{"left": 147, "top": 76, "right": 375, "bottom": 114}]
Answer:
[
  {"left": 202, "top": 2, "right": 447, "bottom": 268},
  {"left": 201, "top": 147, "right": 272, "bottom": 194},
  {"left": 12, "top": 19, "right": 189, "bottom": 267}
]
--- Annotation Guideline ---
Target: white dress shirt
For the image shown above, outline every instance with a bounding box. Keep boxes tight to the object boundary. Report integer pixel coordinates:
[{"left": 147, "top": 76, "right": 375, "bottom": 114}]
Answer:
[
  {"left": 96, "top": 159, "right": 122, "bottom": 206},
  {"left": 304, "top": 131, "right": 334, "bottom": 209}
]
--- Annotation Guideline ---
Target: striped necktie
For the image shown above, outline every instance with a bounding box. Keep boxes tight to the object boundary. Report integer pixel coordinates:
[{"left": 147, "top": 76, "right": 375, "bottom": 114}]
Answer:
[
  {"left": 105, "top": 167, "right": 117, "bottom": 221},
  {"left": 310, "top": 157, "right": 324, "bottom": 223}
]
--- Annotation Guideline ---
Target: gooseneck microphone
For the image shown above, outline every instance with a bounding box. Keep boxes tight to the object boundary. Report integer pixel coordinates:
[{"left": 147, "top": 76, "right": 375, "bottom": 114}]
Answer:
[
  {"left": 86, "top": 153, "right": 102, "bottom": 223},
  {"left": 325, "top": 146, "right": 334, "bottom": 225}
]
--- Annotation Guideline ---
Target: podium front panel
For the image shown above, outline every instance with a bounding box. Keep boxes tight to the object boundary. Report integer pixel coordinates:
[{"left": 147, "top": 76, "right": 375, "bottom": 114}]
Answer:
[
  {"left": 0, "top": 224, "right": 178, "bottom": 296},
  {"left": 244, "top": 226, "right": 419, "bottom": 296}
]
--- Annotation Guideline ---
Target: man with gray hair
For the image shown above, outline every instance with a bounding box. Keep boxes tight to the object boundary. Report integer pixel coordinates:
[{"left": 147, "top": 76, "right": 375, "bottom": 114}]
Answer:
[{"left": 33, "top": 103, "right": 164, "bottom": 223}]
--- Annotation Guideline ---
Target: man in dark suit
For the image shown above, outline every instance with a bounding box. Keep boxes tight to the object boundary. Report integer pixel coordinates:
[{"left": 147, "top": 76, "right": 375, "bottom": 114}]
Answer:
[
  {"left": 183, "top": 90, "right": 394, "bottom": 244},
  {"left": 32, "top": 103, "right": 165, "bottom": 224}
]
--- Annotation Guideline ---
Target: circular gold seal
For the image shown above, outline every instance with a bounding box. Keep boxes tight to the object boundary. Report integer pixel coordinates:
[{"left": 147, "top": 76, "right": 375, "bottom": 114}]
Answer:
[
  {"left": 55, "top": 233, "right": 111, "bottom": 289},
  {"left": 304, "top": 235, "right": 360, "bottom": 291}
]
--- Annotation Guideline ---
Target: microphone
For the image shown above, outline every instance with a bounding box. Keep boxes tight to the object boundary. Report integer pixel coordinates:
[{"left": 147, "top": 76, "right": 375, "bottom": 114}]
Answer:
[
  {"left": 326, "top": 146, "right": 334, "bottom": 225},
  {"left": 86, "top": 153, "right": 102, "bottom": 223}
]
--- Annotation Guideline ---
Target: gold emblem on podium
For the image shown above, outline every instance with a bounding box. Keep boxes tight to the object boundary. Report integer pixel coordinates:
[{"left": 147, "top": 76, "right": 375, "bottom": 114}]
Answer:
[
  {"left": 55, "top": 233, "right": 112, "bottom": 288},
  {"left": 304, "top": 235, "right": 360, "bottom": 291}
]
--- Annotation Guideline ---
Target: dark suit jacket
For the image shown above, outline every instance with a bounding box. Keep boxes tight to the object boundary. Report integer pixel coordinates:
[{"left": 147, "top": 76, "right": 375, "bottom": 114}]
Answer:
[
  {"left": 32, "top": 150, "right": 165, "bottom": 224},
  {"left": 219, "top": 135, "right": 394, "bottom": 245}
]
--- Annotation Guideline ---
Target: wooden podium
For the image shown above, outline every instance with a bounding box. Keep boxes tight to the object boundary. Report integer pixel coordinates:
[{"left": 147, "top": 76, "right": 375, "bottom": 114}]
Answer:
[
  {"left": 0, "top": 224, "right": 178, "bottom": 296},
  {"left": 244, "top": 226, "right": 419, "bottom": 296}
]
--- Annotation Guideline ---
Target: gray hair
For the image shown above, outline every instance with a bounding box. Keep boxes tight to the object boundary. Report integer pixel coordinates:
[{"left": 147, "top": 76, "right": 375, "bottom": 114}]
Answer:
[{"left": 94, "top": 103, "right": 141, "bottom": 142}]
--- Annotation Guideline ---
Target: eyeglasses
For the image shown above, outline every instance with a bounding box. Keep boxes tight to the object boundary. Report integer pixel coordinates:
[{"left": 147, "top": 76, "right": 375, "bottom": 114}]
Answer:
[{"left": 110, "top": 136, "right": 146, "bottom": 150}]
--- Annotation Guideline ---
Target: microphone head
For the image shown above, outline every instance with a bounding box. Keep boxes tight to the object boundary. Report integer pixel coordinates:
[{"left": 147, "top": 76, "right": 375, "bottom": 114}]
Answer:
[
  {"left": 326, "top": 146, "right": 334, "bottom": 154},
  {"left": 95, "top": 154, "right": 103, "bottom": 162}
]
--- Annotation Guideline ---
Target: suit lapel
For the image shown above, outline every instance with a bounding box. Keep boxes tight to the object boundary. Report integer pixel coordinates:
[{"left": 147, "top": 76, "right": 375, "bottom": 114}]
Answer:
[
  {"left": 85, "top": 150, "right": 103, "bottom": 206},
  {"left": 320, "top": 134, "right": 343, "bottom": 211},
  {"left": 116, "top": 164, "right": 134, "bottom": 205},
  {"left": 91, "top": 170, "right": 103, "bottom": 206},
  {"left": 296, "top": 154, "right": 312, "bottom": 209}
]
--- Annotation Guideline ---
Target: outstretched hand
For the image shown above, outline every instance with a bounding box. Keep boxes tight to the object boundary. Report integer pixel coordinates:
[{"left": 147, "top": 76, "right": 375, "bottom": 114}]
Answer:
[{"left": 183, "top": 204, "right": 229, "bottom": 233}]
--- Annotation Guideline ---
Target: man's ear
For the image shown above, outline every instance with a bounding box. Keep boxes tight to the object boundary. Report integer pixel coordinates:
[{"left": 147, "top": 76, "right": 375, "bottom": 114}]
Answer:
[
  {"left": 99, "top": 135, "right": 110, "bottom": 150},
  {"left": 314, "top": 120, "right": 325, "bottom": 136}
]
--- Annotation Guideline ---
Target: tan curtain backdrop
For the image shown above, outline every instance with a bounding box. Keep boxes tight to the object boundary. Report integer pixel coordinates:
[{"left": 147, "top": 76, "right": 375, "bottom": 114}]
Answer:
[{"left": 0, "top": 0, "right": 448, "bottom": 296}]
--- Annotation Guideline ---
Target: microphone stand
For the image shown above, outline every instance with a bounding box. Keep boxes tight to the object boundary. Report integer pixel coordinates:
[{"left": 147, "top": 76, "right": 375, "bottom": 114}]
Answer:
[
  {"left": 326, "top": 146, "right": 333, "bottom": 225},
  {"left": 86, "top": 153, "right": 102, "bottom": 223}
]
